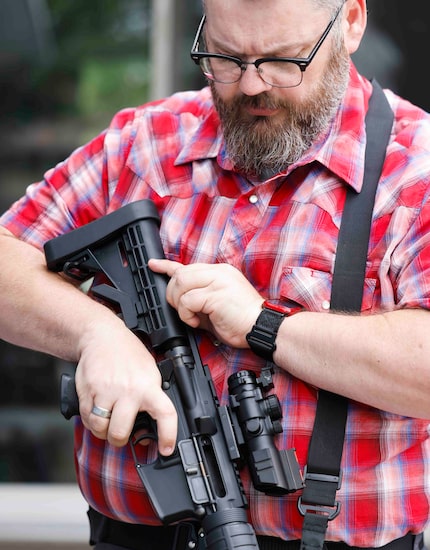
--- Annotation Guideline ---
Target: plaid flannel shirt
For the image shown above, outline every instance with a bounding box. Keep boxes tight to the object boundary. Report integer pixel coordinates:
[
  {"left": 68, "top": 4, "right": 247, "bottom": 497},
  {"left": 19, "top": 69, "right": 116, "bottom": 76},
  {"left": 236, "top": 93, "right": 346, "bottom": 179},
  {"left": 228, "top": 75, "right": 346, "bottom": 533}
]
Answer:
[{"left": 2, "top": 64, "right": 430, "bottom": 546}]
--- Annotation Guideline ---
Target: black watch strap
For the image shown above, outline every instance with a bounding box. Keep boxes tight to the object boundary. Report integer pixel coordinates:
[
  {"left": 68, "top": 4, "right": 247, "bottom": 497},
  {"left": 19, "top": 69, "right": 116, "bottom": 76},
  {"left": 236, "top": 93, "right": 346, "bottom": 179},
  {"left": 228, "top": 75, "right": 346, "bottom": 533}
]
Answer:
[{"left": 246, "top": 301, "right": 302, "bottom": 362}]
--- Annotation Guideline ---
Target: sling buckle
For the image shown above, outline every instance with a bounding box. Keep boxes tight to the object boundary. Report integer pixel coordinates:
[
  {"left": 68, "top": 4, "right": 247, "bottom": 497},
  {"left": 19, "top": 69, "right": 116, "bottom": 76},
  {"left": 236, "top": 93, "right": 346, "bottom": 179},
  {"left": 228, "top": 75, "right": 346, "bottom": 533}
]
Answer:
[
  {"left": 297, "top": 467, "right": 342, "bottom": 520},
  {"left": 302, "top": 466, "right": 343, "bottom": 490},
  {"left": 297, "top": 497, "right": 341, "bottom": 520}
]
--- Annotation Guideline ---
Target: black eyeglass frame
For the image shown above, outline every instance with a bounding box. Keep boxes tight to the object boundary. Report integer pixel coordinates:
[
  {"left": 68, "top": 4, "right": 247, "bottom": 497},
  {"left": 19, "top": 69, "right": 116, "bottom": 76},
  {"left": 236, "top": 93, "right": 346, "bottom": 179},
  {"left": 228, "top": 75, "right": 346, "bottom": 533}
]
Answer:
[{"left": 190, "top": 2, "right": 345, "bottom": 88}]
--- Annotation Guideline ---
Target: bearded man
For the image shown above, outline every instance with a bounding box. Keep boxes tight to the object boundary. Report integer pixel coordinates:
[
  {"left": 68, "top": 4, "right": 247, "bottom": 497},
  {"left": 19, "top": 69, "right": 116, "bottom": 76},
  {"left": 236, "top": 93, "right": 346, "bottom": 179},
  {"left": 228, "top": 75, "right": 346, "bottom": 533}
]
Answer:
[{"left": 1, "top": 1, "right": 430, "bottom": 549}]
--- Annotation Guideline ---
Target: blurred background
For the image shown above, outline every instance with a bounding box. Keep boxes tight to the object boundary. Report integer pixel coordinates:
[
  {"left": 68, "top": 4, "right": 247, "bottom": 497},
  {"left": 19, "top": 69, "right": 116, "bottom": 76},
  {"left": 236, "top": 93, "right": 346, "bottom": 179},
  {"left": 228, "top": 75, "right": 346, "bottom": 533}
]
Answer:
[
  {"left": 0, "top": 0, "right": 202, "bottom": 485},
  {"left": 0, "top": 0, "right": 428, "bottom": 546}
]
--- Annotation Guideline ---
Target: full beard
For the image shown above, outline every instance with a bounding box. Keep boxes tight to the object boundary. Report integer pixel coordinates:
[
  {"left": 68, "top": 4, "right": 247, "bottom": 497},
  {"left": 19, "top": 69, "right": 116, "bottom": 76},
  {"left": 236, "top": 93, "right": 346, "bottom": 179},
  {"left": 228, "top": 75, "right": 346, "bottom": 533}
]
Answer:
[{"left": 211, "top": 43, "right": 350, "bottom": 179}]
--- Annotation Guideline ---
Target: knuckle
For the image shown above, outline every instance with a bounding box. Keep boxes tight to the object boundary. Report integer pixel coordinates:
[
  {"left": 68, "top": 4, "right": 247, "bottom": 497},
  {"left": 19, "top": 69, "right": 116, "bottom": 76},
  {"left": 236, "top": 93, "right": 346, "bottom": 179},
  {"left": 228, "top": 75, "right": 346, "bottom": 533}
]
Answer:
[
  {"left": 91, "top": 416, "right": 109, "bottom": 429},
  {"left": 172, "top": 266, "right": 187, "bottom": 288},
  {"left": 108, "top": 428, "right": 128, "bottom": 446}
]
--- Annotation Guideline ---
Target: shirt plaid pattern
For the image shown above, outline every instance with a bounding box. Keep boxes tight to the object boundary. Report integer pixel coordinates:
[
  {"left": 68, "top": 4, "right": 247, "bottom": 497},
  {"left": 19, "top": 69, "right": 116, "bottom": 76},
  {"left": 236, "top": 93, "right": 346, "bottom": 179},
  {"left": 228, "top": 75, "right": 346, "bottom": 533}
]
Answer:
[{"left": 2, "top": 65, "right": 430, "bottom": 546}]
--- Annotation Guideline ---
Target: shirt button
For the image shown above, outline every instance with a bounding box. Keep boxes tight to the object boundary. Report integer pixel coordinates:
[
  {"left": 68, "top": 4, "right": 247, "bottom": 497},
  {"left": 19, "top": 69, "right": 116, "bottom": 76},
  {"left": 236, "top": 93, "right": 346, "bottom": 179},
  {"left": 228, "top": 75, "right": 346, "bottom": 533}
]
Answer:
[
  {"left": 249, "top": 194, "right": 258, "bottom": 204},
  {"left": 322, "top": 300, "right": 331, "bottom": 310}
]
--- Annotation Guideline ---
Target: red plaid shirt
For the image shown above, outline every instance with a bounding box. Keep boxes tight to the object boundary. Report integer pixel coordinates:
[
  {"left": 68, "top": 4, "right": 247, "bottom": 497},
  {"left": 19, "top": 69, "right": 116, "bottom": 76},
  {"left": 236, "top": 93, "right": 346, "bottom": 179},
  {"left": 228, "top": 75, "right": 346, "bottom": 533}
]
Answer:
[{"left": 2, "top": 65, "right": 430, "bottom": 546}]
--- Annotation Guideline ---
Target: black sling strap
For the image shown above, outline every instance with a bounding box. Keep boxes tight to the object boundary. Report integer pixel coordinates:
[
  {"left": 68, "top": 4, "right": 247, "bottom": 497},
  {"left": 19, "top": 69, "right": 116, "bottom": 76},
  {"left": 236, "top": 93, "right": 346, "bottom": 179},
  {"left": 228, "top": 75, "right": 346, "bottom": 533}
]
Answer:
[{"left": 299, "top": 80, "right": 394, "bottom": 550}]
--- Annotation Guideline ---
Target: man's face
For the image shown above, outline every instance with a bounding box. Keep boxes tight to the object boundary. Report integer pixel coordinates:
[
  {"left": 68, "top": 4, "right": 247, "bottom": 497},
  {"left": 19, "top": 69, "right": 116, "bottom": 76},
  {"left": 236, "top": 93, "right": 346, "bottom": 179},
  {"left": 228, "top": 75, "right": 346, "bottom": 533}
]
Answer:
[{"left": 204, "top": 0, "right": 351, "bottom": 178}]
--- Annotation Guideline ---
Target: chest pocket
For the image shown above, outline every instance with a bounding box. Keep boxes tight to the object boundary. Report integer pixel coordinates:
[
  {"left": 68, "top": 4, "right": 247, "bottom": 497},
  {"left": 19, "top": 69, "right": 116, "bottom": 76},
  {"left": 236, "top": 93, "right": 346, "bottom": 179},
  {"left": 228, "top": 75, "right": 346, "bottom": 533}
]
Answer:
[{"left": 279, "top": 266, "right": 377, "bottom": 313}]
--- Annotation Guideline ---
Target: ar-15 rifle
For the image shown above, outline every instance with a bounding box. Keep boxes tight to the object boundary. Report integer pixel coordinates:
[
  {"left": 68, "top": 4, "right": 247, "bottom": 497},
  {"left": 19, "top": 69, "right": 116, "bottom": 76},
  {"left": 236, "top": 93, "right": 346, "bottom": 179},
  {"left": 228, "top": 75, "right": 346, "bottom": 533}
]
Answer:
[{"left": 44, "top": 199, "right": 303, "bottom": 550}]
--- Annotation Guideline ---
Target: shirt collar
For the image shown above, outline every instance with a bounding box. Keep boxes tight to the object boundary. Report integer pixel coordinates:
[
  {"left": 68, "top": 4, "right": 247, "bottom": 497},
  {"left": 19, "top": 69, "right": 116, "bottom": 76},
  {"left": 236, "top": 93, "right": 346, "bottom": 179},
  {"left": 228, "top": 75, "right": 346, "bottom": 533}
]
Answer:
[
  {"left": 303, "top": 65, "right": 373, "bottom": 193},
  {"left": 176, "top": 65, "right": 373, "bottom": 193},
  {"left": 174, "top": 88, "right": 223, "bottom": 165}
]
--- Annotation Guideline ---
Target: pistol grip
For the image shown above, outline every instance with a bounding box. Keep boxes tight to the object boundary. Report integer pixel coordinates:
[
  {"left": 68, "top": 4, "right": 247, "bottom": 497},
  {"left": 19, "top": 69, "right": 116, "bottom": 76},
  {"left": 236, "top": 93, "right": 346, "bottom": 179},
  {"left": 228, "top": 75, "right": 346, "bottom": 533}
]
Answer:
[{"left": 60, "top": 373, "right": 79, "bottom": 419}]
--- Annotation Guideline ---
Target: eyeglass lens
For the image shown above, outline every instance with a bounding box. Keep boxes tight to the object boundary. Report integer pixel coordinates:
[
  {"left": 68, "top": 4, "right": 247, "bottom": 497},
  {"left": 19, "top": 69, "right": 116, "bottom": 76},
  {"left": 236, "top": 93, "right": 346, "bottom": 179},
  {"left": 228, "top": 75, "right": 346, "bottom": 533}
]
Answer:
[{"left": 200, "top": 57, "right": 304, "bottom": 88}]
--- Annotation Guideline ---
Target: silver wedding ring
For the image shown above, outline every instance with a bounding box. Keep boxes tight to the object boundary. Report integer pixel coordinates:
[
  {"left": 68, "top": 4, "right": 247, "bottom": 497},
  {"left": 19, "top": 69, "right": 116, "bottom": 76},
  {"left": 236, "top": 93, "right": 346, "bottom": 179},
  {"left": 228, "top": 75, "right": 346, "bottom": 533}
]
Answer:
[{"left": 91, "top": 405, "right": 112, "bottom": 419}]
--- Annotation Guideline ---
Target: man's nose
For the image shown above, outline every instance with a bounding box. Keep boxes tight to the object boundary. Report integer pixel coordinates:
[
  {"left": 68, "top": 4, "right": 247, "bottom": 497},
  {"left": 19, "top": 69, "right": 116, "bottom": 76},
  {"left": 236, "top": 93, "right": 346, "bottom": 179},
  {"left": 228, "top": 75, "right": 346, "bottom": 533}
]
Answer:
[{"left": 238, "top": 64, "right": 273, "bottom": 96}]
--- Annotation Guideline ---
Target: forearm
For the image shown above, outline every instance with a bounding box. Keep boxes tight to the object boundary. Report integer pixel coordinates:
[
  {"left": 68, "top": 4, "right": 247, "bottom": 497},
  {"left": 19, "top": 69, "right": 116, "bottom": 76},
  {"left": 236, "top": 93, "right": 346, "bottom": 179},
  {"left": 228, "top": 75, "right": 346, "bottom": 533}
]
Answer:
[
  {"left": 0, "top": 229, "right": 178, "bottom": 452},
  {"left": 0, "top": 229, "right": 123, "bottom": 361},
  {"left": 273, "top": 308, "right": 430, "bottom": 418},
  {"left": 144, "top": 259, "right": 430, "bottom": 419}
]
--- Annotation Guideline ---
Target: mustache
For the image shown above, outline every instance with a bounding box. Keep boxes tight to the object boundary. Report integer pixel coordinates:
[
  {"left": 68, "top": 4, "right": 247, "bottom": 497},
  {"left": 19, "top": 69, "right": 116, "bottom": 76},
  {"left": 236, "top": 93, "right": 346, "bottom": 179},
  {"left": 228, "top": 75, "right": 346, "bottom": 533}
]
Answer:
[{"left": 231, "top": 93, "right": 284, "bottom": 112}]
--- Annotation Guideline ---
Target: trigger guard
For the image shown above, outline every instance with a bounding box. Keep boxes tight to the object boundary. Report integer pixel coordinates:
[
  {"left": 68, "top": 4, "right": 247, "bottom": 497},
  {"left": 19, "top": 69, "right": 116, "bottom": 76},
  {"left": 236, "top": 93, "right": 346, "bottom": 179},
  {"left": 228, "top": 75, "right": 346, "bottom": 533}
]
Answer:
[
  {"left": 130, "top": 411, "right": 158, "bottom": 448},
  {"left": 132, "top": 431, "right": 157, "bottom": 446},
  {"left": 129, "top": 412, "right": 158, "bottom": 464}
]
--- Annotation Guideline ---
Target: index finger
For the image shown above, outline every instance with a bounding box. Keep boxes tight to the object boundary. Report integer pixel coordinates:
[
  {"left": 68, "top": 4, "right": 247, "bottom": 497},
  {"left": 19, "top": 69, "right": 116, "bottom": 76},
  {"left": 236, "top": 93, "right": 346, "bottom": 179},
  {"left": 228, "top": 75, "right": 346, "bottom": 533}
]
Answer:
[
  {"left": 148, "top": 258, "right": 183, "bottom": 277},
  {"left": 107, "top": 389, "right": 178, "bottom": 455}
]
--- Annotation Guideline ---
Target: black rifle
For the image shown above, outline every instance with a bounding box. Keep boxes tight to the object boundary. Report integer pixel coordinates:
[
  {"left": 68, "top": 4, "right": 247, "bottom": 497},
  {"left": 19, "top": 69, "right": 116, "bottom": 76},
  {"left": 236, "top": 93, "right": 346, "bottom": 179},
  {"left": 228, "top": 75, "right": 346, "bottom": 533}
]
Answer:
[{"left": 44, "top": 199, "right": 303, "bottom": 550}]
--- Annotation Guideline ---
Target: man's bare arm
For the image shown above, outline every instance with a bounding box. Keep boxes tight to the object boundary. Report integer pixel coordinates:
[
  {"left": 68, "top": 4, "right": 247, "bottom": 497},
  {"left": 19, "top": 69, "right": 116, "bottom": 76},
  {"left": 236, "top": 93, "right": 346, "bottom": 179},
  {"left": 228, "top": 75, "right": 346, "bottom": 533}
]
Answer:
[
  {"left": 150, "top": 257, "right": 430, "bottom": 419},
  {"left": 274, "top": 307, "right": 430, "bottom": 419},
  {"left": 0, "top": 228, "right": 177, "bottom": 454}
]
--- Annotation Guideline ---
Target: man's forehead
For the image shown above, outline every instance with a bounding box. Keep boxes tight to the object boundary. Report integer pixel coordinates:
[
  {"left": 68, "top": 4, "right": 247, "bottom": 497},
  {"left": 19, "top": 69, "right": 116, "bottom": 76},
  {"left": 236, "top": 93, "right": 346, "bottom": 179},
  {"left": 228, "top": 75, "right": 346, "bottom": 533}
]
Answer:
[
  {"left": 203, "top": 0, "right": 324, "bottom": 25},
  {"left": 203, "top": 0, "right": 322, "bottom": 51},
  {"left": 203, "top": 0, "right": 318, "bottom": 12}
]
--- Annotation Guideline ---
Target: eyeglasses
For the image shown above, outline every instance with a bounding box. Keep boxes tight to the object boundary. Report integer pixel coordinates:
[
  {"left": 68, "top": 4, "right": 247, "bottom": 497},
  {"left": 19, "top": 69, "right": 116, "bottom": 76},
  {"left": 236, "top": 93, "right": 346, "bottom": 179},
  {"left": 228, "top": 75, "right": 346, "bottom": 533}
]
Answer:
[{"left": 190, "top": 2, "right": 345, "bottom": 89}]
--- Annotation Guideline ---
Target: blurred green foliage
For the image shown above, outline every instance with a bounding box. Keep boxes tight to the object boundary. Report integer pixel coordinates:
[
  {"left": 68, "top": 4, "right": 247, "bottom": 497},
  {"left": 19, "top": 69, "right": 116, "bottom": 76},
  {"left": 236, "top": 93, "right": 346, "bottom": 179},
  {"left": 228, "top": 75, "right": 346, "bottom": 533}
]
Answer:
[{"left": 35, "top": 0, "right": 152, "bottom": 119}]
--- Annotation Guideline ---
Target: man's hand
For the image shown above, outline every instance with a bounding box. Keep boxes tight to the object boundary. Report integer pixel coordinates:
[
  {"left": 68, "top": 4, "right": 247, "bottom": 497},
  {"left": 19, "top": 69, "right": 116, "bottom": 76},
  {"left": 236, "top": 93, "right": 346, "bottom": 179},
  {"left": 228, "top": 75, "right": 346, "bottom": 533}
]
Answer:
[
  {"left": 0, "top": 230, "right": 177, "bottom": 455},
  {"left": 149, "top": 258, "right": 264, "bottom": 348},
  {"left": 75, "top": 316, "right": 177, "bottom": 456}
]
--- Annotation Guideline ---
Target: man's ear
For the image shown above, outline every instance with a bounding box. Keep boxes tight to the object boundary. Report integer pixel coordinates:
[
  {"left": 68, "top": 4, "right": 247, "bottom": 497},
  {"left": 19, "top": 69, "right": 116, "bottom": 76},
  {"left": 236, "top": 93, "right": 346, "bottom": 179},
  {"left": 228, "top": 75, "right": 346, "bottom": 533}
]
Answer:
[{"left": 342, "top": 0, "right": 367, "bottom": 55}]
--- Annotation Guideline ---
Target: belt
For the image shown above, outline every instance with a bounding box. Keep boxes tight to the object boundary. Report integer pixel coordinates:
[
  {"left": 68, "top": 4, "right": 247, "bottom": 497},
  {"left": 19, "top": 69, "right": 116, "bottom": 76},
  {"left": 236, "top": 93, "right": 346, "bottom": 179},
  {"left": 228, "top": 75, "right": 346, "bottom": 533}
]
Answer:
[
  {"left": 88, "top": 508, "right": 421, "bottom": 550},
  {"left": 257, "top": 537, "right": 419, "bottom": 550}
]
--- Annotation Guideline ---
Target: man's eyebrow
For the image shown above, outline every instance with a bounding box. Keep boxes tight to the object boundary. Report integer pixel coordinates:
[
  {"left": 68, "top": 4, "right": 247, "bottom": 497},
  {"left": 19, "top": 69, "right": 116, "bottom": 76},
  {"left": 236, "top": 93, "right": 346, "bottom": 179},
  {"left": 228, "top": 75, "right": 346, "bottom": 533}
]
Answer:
[{"left": 207, "top": 34, "right": 306, "bottom": 58}]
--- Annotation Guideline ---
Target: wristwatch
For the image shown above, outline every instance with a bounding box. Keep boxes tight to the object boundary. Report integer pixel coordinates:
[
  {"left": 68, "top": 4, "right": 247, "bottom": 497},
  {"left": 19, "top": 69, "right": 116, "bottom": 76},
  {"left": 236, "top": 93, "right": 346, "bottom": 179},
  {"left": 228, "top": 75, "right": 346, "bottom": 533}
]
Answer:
[{"left": 246, "top": 300, "right": 303, "bottom": 362}]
